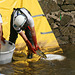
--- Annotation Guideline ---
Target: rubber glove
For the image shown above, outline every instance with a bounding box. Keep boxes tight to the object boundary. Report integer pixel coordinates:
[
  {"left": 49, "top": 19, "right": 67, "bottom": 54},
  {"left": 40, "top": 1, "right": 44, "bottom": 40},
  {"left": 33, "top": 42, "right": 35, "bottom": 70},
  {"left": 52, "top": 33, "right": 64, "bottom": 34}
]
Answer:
[
  {"left": 32, "top": 36, "right": 40, "bottom": 51},
  {"left": 35, "top": 44, "right": 40, "bottom": 51},
  {"left": 25, "top": 40, "right": 36, "bottom": 54}
]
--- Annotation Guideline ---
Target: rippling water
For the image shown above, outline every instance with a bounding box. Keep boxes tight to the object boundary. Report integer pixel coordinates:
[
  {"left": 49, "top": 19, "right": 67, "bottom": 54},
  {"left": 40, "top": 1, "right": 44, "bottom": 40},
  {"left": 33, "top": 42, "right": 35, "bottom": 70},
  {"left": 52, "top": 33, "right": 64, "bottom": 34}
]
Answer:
[{"left": 0, "top": 43, "right": 75, "bottom": 75}]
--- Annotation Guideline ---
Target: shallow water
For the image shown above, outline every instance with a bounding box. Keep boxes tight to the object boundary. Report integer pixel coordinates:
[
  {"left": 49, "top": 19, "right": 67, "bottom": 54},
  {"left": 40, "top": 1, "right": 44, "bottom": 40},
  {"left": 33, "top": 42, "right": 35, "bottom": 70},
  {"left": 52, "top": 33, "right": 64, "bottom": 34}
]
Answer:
[{"left": 0, "top": 43, "right": 75, "bottom": 75}]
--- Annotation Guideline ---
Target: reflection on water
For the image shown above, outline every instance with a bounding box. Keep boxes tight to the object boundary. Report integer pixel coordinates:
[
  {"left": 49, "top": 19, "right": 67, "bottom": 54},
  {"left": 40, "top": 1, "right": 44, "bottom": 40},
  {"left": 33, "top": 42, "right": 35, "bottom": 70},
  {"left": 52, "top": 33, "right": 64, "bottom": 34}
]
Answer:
[{"left": 0, "top": 43, "right": 75, "bottom": 75}]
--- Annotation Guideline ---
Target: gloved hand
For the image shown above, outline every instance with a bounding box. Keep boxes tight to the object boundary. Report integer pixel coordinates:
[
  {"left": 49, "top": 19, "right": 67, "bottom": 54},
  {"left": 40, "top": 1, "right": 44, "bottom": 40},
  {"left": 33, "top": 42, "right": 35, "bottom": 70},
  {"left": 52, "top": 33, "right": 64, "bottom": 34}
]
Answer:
[
  {"left": 32, "top": 36, "right": 40, "bottom": 51},
  {"left": 1, "top": 36, "right": 5, "bottom": 43},
  {"left": 35, "top": 44, "right": 40, "bottom": 51},
  {"left": 25, "top": 40, "right": 36, "bottom": 54}
]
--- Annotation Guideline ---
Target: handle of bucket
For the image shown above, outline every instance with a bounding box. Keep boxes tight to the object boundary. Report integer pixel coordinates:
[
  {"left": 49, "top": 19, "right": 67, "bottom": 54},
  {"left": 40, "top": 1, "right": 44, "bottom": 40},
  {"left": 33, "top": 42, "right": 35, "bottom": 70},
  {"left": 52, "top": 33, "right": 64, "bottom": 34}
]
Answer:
[
  {"left": 8, "top": 41, "right": 15, "bottom": 46},
  {"left": 5, "top": 40, "right": 15, "bottom": 46},
  {"left": 9, "top": 41, "right": 13, "bottom": 45}
]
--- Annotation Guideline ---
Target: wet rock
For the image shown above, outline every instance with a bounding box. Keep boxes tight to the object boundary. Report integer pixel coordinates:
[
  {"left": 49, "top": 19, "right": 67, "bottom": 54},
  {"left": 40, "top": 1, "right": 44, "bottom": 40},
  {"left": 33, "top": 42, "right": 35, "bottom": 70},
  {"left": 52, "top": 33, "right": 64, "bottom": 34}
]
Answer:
[
  {"left": 53, "top": 23, "right": 59, "bottom": 28},
  {"left": 58, "top": 26, "right": 70, "bottom": 36},
  {"left": 57, "top": 0, "right": 65, "bottom": 5},
  {"left": 69, "top": 23, "right": 75, "bottom": 26},
  {"left": 50, "top": 23, "right": 59, "bottom": 29},
  {"left": 39, "top": 0, "right": 60, "bottom": 14},
  {"left": 53, "top": 0, "right": 57, "bottom": 4},
  {"left": 57, "top": 37, "right": 69, "bottom": 44},
  {"left": 48, "top": 18, "right": 54, "bottom": 25},
  {"left": 68, "top": 26, "right": 75, "bottom": 34},
  {"left": 70, "top": 35, "right": 75, "bottom": 39},
  {"left": 47, "top": 12, "right": 60, "bottom": 22},
  {"left": 53, "top": 29, "right": 61, "bottom": 37},
  {"left": 70, "top": 38, "right": 75, "bottom": 44},
  {"left": 59, "top": 36, "right": 69, "bottom": 41},
  {"left": 61, "top": 5, "right": 75, "bottom": 11},
  {"left": 60, "top": 14, "right": 72, "bottom": 26},
  {"left": 64, "top": 0, "right": 75, "bottom": 4}
]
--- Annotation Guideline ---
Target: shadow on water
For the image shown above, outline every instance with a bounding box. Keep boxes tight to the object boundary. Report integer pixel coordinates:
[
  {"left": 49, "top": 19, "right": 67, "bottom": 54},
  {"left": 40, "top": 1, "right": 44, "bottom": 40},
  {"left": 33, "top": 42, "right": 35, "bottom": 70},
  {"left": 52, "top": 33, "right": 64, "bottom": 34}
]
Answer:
[{"left": 0, "top": 43, "right": 75, "bottom": 75}]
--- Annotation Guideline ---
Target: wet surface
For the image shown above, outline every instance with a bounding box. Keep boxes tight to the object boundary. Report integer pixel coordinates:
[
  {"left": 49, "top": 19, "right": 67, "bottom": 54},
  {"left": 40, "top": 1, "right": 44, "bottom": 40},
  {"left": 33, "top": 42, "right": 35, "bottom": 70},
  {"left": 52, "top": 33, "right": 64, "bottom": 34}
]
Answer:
[{"left": 0, "top": 43, "right": 75, "bottom": 75}]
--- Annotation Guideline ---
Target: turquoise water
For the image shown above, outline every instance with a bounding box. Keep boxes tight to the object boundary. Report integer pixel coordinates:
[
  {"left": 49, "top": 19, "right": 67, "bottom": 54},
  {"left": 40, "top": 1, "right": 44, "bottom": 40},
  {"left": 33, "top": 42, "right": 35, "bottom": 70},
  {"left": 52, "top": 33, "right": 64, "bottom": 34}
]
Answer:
[{"left": 0, "top": 43, "right": 75, "bottom": 75}]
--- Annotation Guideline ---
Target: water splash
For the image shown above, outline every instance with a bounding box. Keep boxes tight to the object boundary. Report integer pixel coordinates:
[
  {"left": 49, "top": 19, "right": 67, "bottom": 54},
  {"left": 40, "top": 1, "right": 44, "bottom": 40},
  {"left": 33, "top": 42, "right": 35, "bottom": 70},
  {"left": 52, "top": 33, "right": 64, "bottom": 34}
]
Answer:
[{"left": 41, "top": 54, "right": 66, "bottom": 61}]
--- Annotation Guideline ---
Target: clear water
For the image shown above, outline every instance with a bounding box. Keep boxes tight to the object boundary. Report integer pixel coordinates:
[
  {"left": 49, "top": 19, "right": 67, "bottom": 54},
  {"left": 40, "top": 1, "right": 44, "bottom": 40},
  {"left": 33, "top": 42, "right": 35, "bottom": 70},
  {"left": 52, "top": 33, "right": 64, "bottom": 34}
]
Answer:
[{"left": 0, "top": 43, "right": 75, "bottom": 75}]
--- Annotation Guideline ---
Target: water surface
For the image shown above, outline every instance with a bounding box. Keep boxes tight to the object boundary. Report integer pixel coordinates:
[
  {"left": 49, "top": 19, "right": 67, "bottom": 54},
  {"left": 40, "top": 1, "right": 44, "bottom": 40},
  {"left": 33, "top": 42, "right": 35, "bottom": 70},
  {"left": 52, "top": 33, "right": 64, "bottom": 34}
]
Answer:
[{"left": 0, "top": 43, "right": 75, "bottom": 75}]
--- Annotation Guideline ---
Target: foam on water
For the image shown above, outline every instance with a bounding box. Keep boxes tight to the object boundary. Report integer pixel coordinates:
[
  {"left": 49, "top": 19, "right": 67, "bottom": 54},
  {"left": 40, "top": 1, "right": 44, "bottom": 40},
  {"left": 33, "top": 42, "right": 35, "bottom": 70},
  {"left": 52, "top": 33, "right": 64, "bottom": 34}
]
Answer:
[
  {"left": 42, "top": 54, "right": 66, "bottom": 61},
  {"left": 0, "top": 74, "right": 5, "bottom": 75}
]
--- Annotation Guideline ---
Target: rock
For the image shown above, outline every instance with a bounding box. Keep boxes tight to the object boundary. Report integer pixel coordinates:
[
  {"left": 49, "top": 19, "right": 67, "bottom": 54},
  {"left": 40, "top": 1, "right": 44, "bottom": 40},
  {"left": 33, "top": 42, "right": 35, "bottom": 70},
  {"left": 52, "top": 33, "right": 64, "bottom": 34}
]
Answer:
[
  {"left": 60, "top": 14, "right": 72, "bottom": 26},
  {"left": 51, "top": 23, "right": 59, "bottom": 29},
  {"left": 53, "top": 29, "right": 61, "bottom": 37},
  {"left": 64, "top": 0, "right": 75, "bottom": 4},
  {"left": 71, "top": 38, "right": 75, "bottom": 44},
  {"left": 53, "top": 0, "right": 57, "bottom": 4},
  {"left": 58, "top": 26, "right": 70, "bottom": 36},
  {"left": 57, "top": 37, "right": 69, "bottom": 44},
  {"left": 48, "top": 18, "right": 54, "bottom": 25},
  {"left": 47, "top": 13, "right": 60, "bottom": 21},
  {"left": 69, "top": 22, "right": 75, "bottom": 26},
  {"left": 59, "top": 36, "right": 69, "bottom": 41},
  {"left": 61, "top": 5, "right": 75, "bottom": 11},
  {"left": 57, "top": 0, "right": 64, "bottom": 5},
  {"left": 39, "top": 0, "right": 60, "bottom": 14},
  {"left": 68, "top": 26, "right": 75, "bottom": 34}
]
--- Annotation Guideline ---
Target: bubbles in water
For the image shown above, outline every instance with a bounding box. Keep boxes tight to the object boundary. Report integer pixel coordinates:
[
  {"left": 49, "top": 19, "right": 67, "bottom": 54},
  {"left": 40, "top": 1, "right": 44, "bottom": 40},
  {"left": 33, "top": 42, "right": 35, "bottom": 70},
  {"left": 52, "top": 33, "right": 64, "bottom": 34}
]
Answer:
[{"left": 42, "top": 54, "right": 66, "bottom": 61}]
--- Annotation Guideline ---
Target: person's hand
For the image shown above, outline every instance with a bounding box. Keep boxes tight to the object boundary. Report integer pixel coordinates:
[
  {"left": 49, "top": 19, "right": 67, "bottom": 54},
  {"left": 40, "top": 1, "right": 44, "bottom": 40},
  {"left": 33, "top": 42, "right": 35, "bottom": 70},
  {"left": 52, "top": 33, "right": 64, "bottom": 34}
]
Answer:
[
  {"left": 30, "top": 46, "right": 35, "bottom": 53},
  {"left": 1, "top": 37, "right": 5, "bottom": 43},
  {"left": 32, "top": 36, "right": 40, "bottom": 51},
  {"left": 25, "top": 40, "right": 36, "bottom": 54},
  {"left": 35, "top": 44, "right": 40, "bottom": 51}
]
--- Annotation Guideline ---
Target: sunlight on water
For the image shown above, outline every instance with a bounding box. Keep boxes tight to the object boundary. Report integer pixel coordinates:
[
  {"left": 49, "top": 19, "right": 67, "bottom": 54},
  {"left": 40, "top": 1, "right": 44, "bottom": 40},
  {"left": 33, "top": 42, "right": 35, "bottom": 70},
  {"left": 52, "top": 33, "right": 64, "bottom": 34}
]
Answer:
[{"left": 41, "top": 54, "right": 66, "bottom": 61}]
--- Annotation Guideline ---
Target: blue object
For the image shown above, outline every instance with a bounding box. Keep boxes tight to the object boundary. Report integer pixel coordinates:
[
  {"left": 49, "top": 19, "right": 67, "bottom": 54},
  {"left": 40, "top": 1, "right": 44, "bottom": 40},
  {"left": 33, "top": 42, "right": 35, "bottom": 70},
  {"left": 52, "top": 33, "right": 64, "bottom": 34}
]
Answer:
[
  {"left": 41, "top": 31, "right": 53, "bottom": 34},
  {"left": 32, "top": 14, "right": 45, "bottom": 17}
]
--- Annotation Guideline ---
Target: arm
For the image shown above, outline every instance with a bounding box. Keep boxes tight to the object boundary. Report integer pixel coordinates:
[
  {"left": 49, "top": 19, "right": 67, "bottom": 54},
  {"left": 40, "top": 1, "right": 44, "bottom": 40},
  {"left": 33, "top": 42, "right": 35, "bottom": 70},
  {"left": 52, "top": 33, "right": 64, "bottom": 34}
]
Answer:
[
  {"left": 19, "top": 31, "right": 36, "bottom": 53},
  {"left": 31, "top": 27, "right": 40, "bottom": 50},
  {"left": 26, "top": 13, "right": 40, "bottom": 50},
  {"left": 0, "top": 24, "right": 5, "bottom": 44},
  {"left": 0, "top": 15, "right": 5, "bottom": 44},
  {"left": 0, "top": 23, "right": 2, "bottom": 37},
  {"left": 0, "top": 23, "right": 2, "bottom": 48},
  {"left": 19, "top": 30, "right": 28, "bottom": 41}
]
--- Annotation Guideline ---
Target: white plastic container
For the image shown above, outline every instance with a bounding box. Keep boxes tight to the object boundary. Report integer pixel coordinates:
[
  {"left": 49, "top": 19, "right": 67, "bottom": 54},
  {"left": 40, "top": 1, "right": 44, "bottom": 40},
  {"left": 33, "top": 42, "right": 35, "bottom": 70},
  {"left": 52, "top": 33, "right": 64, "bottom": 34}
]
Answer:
[{"left": 0, "top": 40, "right": 15, "bottom": 64}]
